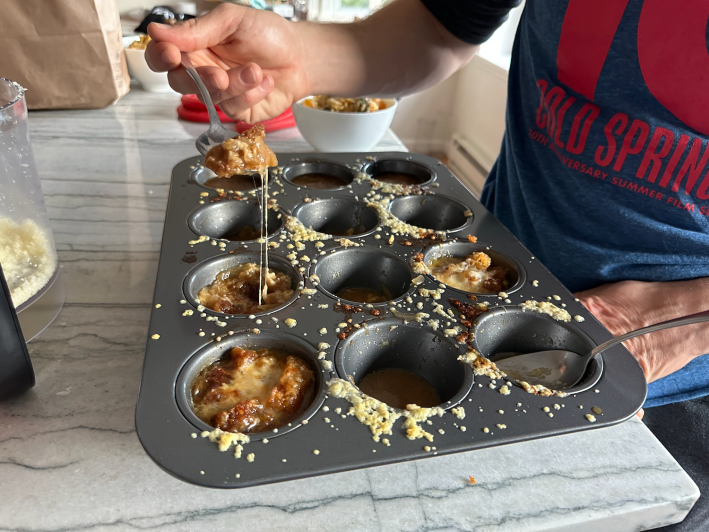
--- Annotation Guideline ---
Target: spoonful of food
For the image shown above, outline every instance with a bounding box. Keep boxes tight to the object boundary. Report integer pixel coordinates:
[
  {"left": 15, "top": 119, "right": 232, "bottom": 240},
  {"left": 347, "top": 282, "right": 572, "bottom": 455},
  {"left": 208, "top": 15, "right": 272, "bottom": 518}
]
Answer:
[
  {"left": 493, "top": 309, "right": 709, "bottom": 392},
  {"left": 180, "top": 53, "right": 235, "bottom": 155}
]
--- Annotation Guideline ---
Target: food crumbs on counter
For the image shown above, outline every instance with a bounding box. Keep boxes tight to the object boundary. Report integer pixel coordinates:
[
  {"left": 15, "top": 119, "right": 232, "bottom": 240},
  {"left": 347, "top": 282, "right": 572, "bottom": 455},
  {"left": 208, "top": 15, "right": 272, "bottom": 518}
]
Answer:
[
  {"left": 496, "top": 424, "right": 507, "bottom": 429},
  {"left": 547, "top": 412, "right": 554, "bottom": 417},
  {"left": 235, "top": 473, "right": 241, "bottom": 478},
  {"left": 151, "top": 334, "right": 160, "bottom": 340},
  {"left": 451, "top": 406, "right": 465, "bottom": 419},
  {"left": 594, "top": 389, "right": 600, "bottom": 393},
  {"left": 591, "top": 406, "right": 603, "bottom": 415},
  {"left": 552, "top": 295, "right": 561, "bottom": 300},
  {"left": 498, "top": 409, "right": 504, "bottom": 414},
  {"left": 460, "top": 426, "right": 467, "bottom": 432},
  {"left": 483, "top": 427, "right": 490, "bottom": 433},
  {"left": 313, "top": 449, "right": 320, "bottom": 455},
  {"left": 200, "top": 192, "right": 209, "bottom": 197},
  {"left": 321, "top": 360, "right": 333, "bottom": 371},
  {"left": 317, "top": 304, "right": 328, "bottom": 309},
  {"left": 438, "top": 429, "right": 445, "bottom": 435},
  {"left": 573, "top": 315, "right": 585, "bottom": 322},
  {"left": 182, "top": 309, "right": 194, "bottom": 316},
  {"left": 469, "top": 475, "right": 476, "bottom": 484},
  {"left": 285, "top": 318, "right": 297, "bottom": 328},
  {"left": 191, "top": 433, "right": 197, "bottom": 439},
  {"left": 424, "top": 446, "right": 431, "bottom": 452},
  {"left": 246, "top": 453, "right": 255, "bottom": 462},
  {"left": 585, "top": 414, "right": 597, "bottom": 423},
  {"left": 282, "top": 459, "right": 287, "bottom": 462},
  {"left": 499, "top": 385, "right": 511, "bottom": 395},
  {"left": 488, "top": 383, "right": 496, "bottom": 390},
  {"left": 382, "top": 438, "right": 390, "bottom": 446},
  {"left": 198, "top": 331, "right": 206, "bottom": 337},
  {"left": 319, "top": 328, "right": 327, "bottom": 335},
  {"left": 301, "top": 419, "right": 309, "bottom": 425},
  {"left": 579, "top": 405, "right": 584, "bottom": 409},
  {"left": 180, "top": 299, "right": 187, "bottom": 304},
  {"left": 262, "top": 438, "right": 269, "bottom": 444},
  {"left": 155, "top": 304, "right": 161, "bottom": 308},
  {"left": 200, "top": 470, "right": 205, "bottom": 475}
]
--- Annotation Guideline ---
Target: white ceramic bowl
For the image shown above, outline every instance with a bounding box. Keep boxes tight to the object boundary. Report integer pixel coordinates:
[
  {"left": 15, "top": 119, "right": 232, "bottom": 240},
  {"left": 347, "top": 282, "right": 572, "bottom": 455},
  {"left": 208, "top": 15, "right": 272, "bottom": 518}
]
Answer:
[
  {"left": 122, "top": 36, "right": 173, "bottom": 93},
  {"left": 292, "top": 97, "right": 397, "bottom": 152}
]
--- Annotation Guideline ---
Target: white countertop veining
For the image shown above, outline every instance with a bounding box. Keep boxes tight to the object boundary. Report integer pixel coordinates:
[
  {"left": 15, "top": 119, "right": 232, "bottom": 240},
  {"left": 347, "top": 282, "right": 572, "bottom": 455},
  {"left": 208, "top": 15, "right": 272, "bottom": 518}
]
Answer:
[{"left": 0, "top": 89, "right": 698, "bottom": 531}]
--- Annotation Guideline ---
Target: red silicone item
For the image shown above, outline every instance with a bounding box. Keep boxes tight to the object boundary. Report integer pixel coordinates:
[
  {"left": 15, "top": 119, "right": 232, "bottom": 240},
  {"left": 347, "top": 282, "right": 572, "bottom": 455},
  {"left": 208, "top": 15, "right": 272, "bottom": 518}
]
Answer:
[{"left": 177, "top": 95, "right": 296, "bottom": 132}]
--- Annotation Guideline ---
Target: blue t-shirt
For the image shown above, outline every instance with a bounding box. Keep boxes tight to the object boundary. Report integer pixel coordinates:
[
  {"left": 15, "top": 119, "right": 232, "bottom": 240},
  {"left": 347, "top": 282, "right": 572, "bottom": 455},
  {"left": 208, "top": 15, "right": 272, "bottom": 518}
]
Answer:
[{"left": 424, "top": 0, "right": 709, "bottom": 407}]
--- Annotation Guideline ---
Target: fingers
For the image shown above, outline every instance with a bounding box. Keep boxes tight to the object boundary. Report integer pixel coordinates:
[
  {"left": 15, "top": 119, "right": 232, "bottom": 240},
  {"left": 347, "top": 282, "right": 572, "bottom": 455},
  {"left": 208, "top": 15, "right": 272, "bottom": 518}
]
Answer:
[
  {"left": 145, "top": 40, "right": 182, "bottom": 72},
  {"left": 167, "top": 65, "right": 230, "bottom": 95},
  {"left": 147, "top": 4, "right": 246, "bottom": 52},
  {"left": 636, "top": 408, "right": 645, "bottom": 420},
  {"left": 218, "top": 75, "right": 274, "bottom": 121}
]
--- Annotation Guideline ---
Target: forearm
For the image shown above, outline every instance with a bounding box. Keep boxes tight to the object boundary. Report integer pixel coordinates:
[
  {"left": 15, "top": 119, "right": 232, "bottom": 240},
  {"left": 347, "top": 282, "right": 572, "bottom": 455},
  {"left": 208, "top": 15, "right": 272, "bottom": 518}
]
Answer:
[
  {"left": 578, "top": 278, "right": 709, "bottom": 382},
  {"left": 299, "top": 0, "right": 478, "bottom": 97}
]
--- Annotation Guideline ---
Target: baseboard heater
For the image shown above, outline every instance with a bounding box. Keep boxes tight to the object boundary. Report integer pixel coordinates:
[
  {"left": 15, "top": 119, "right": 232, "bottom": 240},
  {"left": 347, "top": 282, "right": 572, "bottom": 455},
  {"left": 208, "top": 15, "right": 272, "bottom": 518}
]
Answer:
[{"left": 446, "top": 134, "right": 493, "bottom": 198}]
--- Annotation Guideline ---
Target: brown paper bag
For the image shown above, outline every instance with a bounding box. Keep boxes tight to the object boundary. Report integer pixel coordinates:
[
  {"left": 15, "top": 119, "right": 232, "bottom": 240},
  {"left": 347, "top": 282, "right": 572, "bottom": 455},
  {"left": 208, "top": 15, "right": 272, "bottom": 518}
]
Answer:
[{"left": 0, "top": 0, "right": 130, "bottom": 110}]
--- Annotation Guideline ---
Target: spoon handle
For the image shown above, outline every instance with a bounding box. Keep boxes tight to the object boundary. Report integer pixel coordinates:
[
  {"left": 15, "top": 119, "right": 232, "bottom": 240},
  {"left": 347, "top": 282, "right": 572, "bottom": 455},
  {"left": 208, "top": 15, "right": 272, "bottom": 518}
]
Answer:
[
  {"left": 590, "top": 309, "right": 709, "bottom": 357},
  {"left": 180, "top": 53, "right": 222, "bottom": 129}
]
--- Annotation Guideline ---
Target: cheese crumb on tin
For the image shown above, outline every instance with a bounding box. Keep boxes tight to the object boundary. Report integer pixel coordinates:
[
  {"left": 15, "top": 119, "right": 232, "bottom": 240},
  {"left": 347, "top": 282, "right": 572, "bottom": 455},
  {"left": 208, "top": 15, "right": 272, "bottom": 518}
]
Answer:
[
  {"left": 519, "top": 300, "right": 571, "bottom": 322},
  {"left": 285, "top": 318, "right": 297, "bottom": 328},
  {"left": 151, "top": 334, "right": 160, "bottom": 340},
  {"left": 585, "top": 414, "right": 597, "bottom": 422}
]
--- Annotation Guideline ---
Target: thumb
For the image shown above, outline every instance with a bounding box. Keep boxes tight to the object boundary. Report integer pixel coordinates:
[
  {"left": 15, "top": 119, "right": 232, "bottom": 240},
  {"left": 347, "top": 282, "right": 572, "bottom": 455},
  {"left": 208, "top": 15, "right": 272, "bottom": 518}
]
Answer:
[{"left": 147, "top": 5, "right": 246, "bottom": 52}]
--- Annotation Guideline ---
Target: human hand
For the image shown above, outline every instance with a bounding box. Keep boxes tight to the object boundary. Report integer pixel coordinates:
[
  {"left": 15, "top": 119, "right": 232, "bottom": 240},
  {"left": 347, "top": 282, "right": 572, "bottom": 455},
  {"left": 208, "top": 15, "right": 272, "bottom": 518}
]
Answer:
[
  {"left": 575, "top": 279, "right": 709, "bottom": 383},
  {"left": 145, "top": 4, "right": 309, "bottom": 122}
]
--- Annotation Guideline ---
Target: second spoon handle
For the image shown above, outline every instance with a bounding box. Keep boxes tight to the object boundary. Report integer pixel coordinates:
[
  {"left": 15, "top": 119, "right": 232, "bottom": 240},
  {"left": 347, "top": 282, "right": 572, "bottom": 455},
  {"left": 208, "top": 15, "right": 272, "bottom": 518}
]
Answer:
[{"left": 590, "top": 309, "right": 709, "bottom": 357}]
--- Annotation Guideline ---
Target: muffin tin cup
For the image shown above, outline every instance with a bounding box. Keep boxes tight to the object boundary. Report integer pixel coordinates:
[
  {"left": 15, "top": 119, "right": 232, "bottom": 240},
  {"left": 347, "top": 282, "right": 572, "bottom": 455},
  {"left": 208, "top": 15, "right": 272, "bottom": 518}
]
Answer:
[
  {"left": 388, "top": 194, "right": 472, "bottom": 232},
  {"left": 188, "top": 200, "right": 285, "bottom": 242},
  {"left": 471, "top": 307, "right": 603, "bottom": 394},
  {"left": 363, "top": 159, "right": 436, "bottom": 186},
  {"left": 292, "top": 197, "right": 379, "bottom": 237},
  {"left": 183, "top": 252, "right": 303, "bottom": 318},
  {"left": 421, "top": 240, "right": 527, "bottom": 296},
  {"left": 191, "top": 166, "right": 275, "bottom": 192},
  {"left": 335, "top": 318, "right": 474, "bottom": 411},
  {"left": 281, "top": 161, "right": 355, "bottom": 190},
  {"left": 175, "top": 330, "right": 326, "bottom": 441},
  {"left": 311, "top": 246, "right": 415, "bottom": 306}
]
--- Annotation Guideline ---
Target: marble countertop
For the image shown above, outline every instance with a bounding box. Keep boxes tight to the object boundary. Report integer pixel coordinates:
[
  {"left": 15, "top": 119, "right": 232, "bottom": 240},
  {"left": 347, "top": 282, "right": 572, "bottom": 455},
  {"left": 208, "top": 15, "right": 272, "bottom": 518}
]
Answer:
[{"left": 0, "top": 89, "right": 698, "bottom": 531}]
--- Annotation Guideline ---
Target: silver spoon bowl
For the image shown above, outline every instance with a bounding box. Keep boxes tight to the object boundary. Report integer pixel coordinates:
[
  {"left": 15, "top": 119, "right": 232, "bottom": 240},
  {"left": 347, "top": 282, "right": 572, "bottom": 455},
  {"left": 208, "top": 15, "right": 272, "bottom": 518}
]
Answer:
[
  {"left": 181, "top": 54, "right": 235, "bottom": 155},
  {"left": 493, "top": 309, "right": 709, "bottom": 392}
]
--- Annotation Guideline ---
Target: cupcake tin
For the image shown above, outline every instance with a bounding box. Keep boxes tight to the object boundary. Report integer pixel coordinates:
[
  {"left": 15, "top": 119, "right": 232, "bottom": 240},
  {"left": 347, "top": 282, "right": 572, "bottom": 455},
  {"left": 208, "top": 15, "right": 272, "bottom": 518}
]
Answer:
[{"left": 136, "top": 152, "right": 647, "bottom": 488}]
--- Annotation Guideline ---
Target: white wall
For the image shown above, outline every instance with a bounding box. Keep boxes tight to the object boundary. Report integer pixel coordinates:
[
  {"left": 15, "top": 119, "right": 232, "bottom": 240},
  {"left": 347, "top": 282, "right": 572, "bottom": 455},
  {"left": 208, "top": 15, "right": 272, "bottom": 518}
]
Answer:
[
  {"left": 450, "top": 56, "right": 508, "bottom": 170},
  {"left": 390, "top": 72, "right": 459, "bottom": 153}
]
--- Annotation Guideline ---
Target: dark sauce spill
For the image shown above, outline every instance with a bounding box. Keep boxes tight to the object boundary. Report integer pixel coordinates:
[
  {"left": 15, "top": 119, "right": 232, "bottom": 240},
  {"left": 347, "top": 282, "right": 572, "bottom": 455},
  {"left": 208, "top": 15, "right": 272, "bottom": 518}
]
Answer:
[
  {"left": 358, "top": 368, "right": 441, "bottom": 409},
  {"left": 291, "top": 173, "right": 348, "bottom": 189},
  {"left": 182, "top": 251, "right": 197, "bottom": 263}
]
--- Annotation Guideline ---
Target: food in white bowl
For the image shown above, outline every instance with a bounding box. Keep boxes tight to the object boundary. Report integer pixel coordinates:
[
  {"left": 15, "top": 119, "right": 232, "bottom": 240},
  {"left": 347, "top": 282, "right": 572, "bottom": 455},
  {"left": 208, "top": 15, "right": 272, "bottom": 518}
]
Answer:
[
  {"left": 122, "top": 35, "right": 173, "bottom": 93},
  {"left": 292, "top": 95, "right": 397, "bottom": 152}
]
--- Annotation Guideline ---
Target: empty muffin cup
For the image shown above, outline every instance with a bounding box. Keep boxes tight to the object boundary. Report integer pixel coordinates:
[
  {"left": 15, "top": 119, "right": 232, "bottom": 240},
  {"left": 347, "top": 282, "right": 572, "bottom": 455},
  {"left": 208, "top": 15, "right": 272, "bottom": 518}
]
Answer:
[
  {"left": 421, "top": 240, "right": 525, "bottom": 295},
  {"left": 471, "top": 307, "right": 603, "bottom": 394},
  {"left": 389, "top": 194, "right": 471, "bottom": 232},
  {"left": 312, "top": 247, "right": 414, "bottom": 305},
  {"left": 335, "top": 319, "right": 473, "bottom": 409},
  {"left": 175, "top": 330, "right": 325, "bottom": 439},
  {"left": 293, "top": 198, "right": 379, "bottom": 237},
  {"left": 191, "top": 166, "right": 274, "bottom": 192},
  {"left": 188, "top": 200, "right": 284, "bottom": 242},
  {"left": 363, "top": 159, "right": 435, "bottom": 186},
  {"left": 281, "top": 161, "right": 355, "bottom": 190},
  {"left": 183, "top": 252, "right": 302, "bottom": 317}
]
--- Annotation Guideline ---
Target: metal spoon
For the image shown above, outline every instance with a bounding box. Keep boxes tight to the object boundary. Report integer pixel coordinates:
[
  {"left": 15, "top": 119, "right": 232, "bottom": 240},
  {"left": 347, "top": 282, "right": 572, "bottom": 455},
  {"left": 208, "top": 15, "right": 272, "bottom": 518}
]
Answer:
[
  {"left": 181, "top": 54, "right": 235, "bottom": 155},
  {"left": 493, "top": 309, "right": 709, "bottom": 391}
]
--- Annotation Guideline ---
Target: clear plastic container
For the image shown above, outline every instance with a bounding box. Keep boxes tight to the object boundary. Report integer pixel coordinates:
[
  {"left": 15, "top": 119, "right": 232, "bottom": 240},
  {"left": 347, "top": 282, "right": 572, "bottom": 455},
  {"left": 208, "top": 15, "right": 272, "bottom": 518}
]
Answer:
[{"left": 0, "top": 78, "right": 64, "bottom": 340}]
